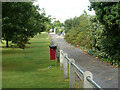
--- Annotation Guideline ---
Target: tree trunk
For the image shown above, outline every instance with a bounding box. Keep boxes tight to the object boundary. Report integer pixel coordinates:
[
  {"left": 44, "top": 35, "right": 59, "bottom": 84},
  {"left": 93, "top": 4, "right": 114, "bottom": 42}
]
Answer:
[{"left": 6, "top": 40, "right": 9, "bottom": 48}]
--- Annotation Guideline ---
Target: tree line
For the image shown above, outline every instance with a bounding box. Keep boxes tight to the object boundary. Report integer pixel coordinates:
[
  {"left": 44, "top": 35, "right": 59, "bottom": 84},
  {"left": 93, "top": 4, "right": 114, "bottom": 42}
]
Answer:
[
  {"left": 64, "top": 2, "right": 120, "bottom": 66},
  {"left": 2, "top": 2, "right": 51, "bottom": 49}
]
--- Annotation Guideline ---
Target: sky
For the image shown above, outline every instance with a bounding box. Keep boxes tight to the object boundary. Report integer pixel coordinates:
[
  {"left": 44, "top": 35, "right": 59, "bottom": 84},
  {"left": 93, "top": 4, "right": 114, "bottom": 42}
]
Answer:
[{"left": 34, "top": 0, "right": 95, "bottom": 23}]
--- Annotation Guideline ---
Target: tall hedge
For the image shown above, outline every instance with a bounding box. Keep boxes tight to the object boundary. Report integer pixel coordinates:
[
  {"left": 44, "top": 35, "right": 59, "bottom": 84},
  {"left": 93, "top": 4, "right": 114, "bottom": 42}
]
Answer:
[{"left": 64, "top": 7, "right": 120, "bottom": 66}]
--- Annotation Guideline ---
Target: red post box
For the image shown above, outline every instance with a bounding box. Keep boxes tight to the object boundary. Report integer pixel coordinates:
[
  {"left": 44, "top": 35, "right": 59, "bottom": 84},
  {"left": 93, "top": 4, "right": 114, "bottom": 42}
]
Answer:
[{"left": 49, "top": 45, "right": 57, "bottom": 60}]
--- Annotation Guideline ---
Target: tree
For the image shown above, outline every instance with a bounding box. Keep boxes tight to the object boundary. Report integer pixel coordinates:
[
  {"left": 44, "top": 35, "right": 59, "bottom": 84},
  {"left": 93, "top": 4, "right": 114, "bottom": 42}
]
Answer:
[
  {"left": 89, "top": 2, "right": 120, "bottom": 30},
  {"left": 44, "top": 15, "right": 52, "bottom": 33},
  {"left": 64, "top": 18, "right": 73, "bottom": 33},
  {"left": 89, "top": 2, "right": 120, "bottom": 65},
  {"left": 45, "top": 23, "right": 52, "bottom": 33},
  {"left": 2, "top": 2, "right": 50, "bottom": 48},
  {"left": 52, "top": 20, "right": 63, "bottom": 28},
  {"left": 64, "top": 11, "right": 90, "bottom": 45},
  {"left": 52, "top": 20, "right": 64, "bottom": 34}
]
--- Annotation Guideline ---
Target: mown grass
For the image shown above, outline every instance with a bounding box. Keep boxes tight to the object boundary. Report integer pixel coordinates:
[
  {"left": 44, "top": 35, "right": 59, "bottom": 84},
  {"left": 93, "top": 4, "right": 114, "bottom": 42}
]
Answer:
[{"left": 2, "top": 32, "right": 69, "bottom": 88}]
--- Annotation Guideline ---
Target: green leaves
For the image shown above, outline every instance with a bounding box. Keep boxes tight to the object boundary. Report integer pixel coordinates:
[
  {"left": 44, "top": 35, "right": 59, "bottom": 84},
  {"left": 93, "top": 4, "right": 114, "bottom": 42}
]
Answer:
[
  {"left": 52, "top": 20, "right": 64, "bottom": 34},
  {"left": 64, "top": 7, "right": 120, "bottom": 66},
  {"left": 2, "top": 2, "right": 50, "bottom": 48},
  {"left": 89, "top": 2, "right": 120, "bottom": 29},
  {"left": 88, "top": 2, "right": 120, "bottom": 66}
]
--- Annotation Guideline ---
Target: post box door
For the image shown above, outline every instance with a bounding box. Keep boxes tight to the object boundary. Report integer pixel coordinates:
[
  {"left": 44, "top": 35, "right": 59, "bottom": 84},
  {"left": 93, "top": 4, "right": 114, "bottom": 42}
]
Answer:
[{"left": 50, "top": 48, "right": 55, "bottom": 60}]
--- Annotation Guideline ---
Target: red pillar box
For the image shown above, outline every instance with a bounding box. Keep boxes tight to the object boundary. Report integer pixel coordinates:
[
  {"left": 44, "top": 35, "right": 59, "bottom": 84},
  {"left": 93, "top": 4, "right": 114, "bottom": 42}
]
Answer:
[{"left": 49, "top": 45, "right": 57, "bottom": 60}]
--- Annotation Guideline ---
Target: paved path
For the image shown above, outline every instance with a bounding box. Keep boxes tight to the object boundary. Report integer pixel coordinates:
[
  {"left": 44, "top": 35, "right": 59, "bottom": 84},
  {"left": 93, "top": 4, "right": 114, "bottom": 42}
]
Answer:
[{"left": 50, "top": 33, "right": 118, "bottom": 88}]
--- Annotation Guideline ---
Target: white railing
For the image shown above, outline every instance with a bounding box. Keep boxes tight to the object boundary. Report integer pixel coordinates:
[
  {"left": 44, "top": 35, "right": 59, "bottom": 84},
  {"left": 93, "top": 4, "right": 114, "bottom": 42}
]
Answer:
[
  {"left": 48, "top": 33, "right": 103, "bottom": 89},
  {"left": 58, "top": 49, "right": 103, "bottom": 89}
]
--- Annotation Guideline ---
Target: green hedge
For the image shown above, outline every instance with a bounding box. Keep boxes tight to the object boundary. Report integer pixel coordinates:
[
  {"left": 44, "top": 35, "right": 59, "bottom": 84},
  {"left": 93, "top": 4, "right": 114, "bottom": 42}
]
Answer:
[{"left": 64, "top": 12, "right": 119, "bottom": 67}]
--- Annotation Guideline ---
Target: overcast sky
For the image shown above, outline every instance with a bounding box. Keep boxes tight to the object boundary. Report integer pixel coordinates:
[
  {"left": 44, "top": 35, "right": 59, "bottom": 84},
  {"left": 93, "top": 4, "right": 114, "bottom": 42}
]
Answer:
[{"left": 34, "top": 0, "right": 95, "bottom": 23}]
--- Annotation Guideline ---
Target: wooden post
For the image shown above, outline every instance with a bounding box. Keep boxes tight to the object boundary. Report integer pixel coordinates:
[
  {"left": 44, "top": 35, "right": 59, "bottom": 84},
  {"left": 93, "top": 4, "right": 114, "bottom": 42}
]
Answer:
[
  {"left": 69, "top": 58, "right": 75, "bottom": 88},
  {"left": 84, "top": 71, "right": 93, "bottom": 89},
  {"left": 60, "top": 50, "right": 64, "bottom": 70},
  {"left": 63, "top": 53, "right": 68, "bottom": 79}
]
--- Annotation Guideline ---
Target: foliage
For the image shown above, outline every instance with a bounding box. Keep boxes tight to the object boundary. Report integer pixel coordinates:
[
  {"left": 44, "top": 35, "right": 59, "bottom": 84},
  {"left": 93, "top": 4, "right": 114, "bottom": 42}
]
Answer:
[
  {"left": 55, "top": 27, "right": 60, "bottom": 34},
  {"left": 64, "top": 18, "right": 73, "bottom": 33},
  {"left": 2, "top": 2, "right": 50, "bottom": 48},
  {"left": 65, "top": 11, "right": 90, "bottom": 46},
  {"left": 65, "top": 28, "right": 78, "bottom": 44},
  {"left": 64, "top": 8, "right": 120, "bottom": 66},
  {"left": 45, "top": 22, "right": 52, "bottom": 33},
  {"left": 52, "top": 20, "right": 64, "bottom": 34},
  {"left": 89, "top": 2, "right": 120, "bottom": 30},
  {"left": 52, "top": 20, "right": 64, "bottom": 28},
  {"left": 44, "top": 15, "right": 53, "bottom": 33},
  {"left": 89, "top": 2, "right": 120, "bottom": 66}
]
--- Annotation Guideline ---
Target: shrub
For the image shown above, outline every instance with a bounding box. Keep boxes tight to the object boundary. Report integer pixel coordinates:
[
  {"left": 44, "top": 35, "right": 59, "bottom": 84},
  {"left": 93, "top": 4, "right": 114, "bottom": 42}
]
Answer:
[{"left": 64, "top": 11, "right": 119, "bottom": 66}]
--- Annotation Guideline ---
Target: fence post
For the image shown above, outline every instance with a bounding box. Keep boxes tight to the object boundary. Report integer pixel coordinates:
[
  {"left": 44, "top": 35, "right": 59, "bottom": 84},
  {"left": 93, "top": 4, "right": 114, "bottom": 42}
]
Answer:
[
  {"left": 63, "top": 53, "right": 68, "bottom": 79},
  {"left": 84, "top": 71, "right": 93, "bottom": 89},
  {"left": 56, "top": 48, "right": 60, "bottom": 62},
  {"left": 69, "top": 58, "right": 75, "bottom": 88},
  {"left": 60, "top": 50, "right": 64, "bottom": 70}
]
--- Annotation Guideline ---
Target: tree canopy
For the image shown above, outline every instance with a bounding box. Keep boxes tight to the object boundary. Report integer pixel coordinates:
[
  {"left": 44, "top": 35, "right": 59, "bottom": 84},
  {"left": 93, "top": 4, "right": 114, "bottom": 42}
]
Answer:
[
  {"left": 51, "top": 20, "right": 64, "bottom": 33},
  {"left": 89, "top": 2, "right": 120, "bottom": 65},
  {"left": 89, "top": 2, "right": 120, "bottom": 30},
  {"left": 2, "top": 2, "right": 50, "bottom": 48}
]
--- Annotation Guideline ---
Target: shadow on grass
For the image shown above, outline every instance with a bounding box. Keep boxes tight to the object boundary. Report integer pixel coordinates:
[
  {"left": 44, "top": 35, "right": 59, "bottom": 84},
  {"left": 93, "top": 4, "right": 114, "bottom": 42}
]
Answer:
[
  {"left": 2, "top": 46, "right": 32, "bottom": 49},
  {"left": 2, "top": 49, "right": 32, "bottom": 55}
]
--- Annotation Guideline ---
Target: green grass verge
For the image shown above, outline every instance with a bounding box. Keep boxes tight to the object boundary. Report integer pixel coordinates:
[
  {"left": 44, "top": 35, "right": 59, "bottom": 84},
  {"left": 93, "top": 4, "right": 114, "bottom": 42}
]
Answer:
[{"left": 2, "top": 32, "right": 69, "bottom": 88}]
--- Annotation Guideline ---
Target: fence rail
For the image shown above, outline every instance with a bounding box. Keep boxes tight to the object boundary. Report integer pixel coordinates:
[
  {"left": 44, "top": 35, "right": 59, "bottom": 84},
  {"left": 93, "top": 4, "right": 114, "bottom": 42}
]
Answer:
[
  {"left": 58, "top": 49, "right": 103, "bottom": 90},
  {"left": 49, "top": 33, "right": 103, "bottom": 89}
]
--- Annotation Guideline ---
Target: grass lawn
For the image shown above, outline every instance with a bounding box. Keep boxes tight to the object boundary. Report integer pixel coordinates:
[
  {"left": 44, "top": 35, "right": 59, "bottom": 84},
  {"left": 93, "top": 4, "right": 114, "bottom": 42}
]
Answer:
[{"left": 2, "top": 32, "right": 69, "bottom": 88}]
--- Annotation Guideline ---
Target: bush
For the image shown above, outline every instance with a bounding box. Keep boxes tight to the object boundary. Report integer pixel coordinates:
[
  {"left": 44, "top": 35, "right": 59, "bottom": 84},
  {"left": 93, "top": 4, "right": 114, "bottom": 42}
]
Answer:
[
  {"left": 65, "top": 28, "right": 78, "bottom": 44},
  {"left": 64, "top": 11, "right": 120, "bottom": 66}
]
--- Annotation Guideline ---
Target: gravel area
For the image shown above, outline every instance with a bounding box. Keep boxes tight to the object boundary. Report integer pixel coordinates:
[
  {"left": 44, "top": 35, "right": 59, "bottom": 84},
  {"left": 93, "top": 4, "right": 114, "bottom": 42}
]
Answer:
[{"left": 50, "top": 33, "right": 118, "bottom": 89}]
